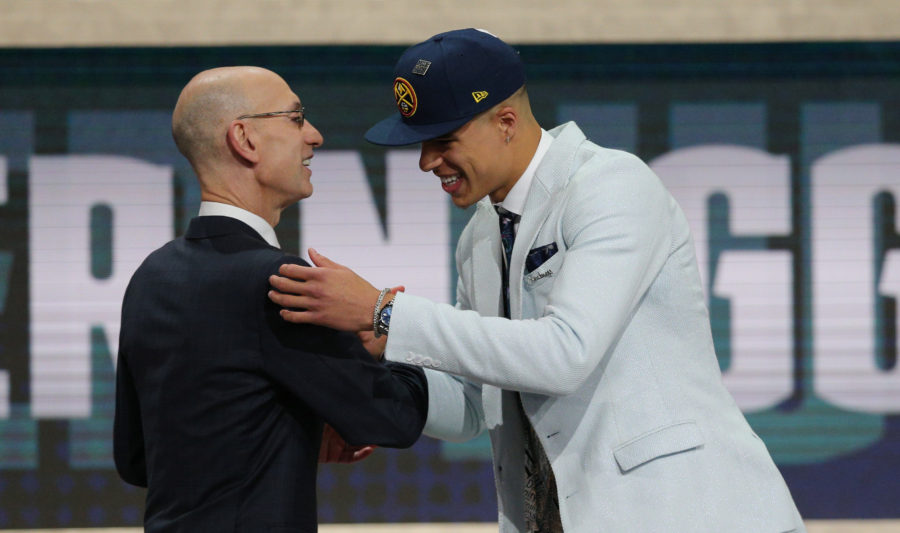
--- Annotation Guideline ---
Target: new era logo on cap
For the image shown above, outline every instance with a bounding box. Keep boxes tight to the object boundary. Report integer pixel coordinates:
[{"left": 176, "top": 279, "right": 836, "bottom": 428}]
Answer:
[{"left": 364, "top": 28, "right": 526, "bottom": 146}]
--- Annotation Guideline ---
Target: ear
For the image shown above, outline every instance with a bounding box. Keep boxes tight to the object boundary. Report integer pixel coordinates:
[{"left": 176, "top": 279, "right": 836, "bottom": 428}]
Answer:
[
  {"left": 226, "top": 120, "right": 260, "bottom": 164},
  {"left": 496, "top": 105, "right": 518, "bottom": 142}
]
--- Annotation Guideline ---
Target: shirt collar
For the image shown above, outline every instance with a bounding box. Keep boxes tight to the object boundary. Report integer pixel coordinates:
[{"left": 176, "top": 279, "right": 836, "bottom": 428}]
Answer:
[
  {"left": 495, "top": 129, "right": 553, "bottom": 216},
  {"left": 198, "top": 201, "right": 281, "bottom": 248}
]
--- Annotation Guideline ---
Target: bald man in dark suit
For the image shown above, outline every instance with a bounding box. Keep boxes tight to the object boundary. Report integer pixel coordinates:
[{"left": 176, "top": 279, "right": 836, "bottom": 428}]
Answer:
[{"left": 113, "top": 66, "right": 427, "bottom": 532}]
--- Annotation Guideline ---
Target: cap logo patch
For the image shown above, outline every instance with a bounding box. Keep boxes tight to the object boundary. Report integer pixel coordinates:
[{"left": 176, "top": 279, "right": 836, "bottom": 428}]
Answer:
[
  {"left": 412, "top": 59, "right": 431, "bottom": 76},
  {"left": 393, "top": 77, "right": 418, "bottom": 118},
  {"left": 472, "top": 91, "right": 489, "bottom": 103}
]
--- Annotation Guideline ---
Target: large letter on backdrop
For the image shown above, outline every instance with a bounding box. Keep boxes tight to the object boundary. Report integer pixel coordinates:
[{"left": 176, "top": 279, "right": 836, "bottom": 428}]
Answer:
[
  {"left": 814, "top": 144, "right": 900, "bottom": 413},
  {"left": 300, "top": 151, "right": 450, "bottom": 304},
  {"left": 652, "top": 145, "right": 793, "bottom": 411},
  {"left": 29, "top": 155, "right": 172, "bottom": 418}
]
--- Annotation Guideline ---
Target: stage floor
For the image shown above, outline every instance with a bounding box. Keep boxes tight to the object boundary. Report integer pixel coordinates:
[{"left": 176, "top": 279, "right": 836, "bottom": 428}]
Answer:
[{"left": 3, "top": 521, "right": 900, "bottom": 533}]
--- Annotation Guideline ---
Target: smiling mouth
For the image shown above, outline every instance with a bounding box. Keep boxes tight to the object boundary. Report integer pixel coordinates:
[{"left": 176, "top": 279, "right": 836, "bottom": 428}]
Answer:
[
  {"left": 439, "top": 174, "right": 463, "bottom": 194},
  {"left": 302, "top": 158, "right": 312, "bottom": 166}
]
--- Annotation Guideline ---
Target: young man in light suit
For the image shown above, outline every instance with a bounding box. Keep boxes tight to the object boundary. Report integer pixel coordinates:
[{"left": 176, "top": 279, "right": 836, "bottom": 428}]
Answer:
[{"left": 268, "top": 29, "right": 805, "bottom": 532}]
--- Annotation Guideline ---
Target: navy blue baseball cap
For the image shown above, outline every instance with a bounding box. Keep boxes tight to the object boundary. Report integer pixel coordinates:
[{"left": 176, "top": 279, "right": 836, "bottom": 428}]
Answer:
[{"left": 364, "top": 28, "right": 526, "bottom": 146}]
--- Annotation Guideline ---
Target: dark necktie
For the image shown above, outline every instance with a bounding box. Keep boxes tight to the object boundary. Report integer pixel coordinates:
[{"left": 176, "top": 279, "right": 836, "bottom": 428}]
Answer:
[
  {"left": 496, "top": 206, "right": 520, "bottom": 319},
  {"left": 495, "top": 206, "right": 563, "bottom": 532}
]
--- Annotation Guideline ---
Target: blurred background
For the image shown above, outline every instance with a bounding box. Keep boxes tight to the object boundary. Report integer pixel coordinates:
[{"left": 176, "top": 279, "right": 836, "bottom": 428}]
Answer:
[{"left": 1, "top": 0, "right": 900, "bottom": 530}]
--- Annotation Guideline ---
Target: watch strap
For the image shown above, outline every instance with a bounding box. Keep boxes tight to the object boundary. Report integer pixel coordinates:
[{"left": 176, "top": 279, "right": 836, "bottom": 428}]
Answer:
[{"left": 373, "top": 288, "right": 390, "bottom": 338}]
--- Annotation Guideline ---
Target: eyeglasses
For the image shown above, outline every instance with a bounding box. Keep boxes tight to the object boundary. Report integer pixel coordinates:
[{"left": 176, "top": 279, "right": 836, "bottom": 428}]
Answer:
[{"left": 237, "top": 106, "right": 306, "bottom": 128}]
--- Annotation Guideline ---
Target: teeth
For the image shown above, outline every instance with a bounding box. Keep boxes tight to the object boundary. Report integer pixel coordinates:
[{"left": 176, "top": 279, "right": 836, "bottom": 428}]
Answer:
[
  {"left": 440, "top": 175, "right": 459, "bottom": 185},
  {"left": 302, "top": 158, "right": 312, "bottom": 166}
]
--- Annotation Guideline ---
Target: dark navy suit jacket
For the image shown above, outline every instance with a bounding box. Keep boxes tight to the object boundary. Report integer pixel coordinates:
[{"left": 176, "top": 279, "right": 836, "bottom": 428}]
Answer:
[{"left": 114, "top": 216, "right": 427, "bottom": 532}]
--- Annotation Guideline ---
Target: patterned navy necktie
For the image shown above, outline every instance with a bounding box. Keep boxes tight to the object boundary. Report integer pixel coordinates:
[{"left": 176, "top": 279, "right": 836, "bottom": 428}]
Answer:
[
  {"left": 496, "top": 205, "right": 564, "bottom": 533},
  {"left": 496, "top": 206, "right": 520, "bottom": 319}
]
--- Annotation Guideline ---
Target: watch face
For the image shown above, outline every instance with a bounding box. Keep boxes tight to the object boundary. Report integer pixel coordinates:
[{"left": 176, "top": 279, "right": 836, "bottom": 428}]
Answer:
[{"left": 376, "top": 304, "right": 392, "bottom": 337}]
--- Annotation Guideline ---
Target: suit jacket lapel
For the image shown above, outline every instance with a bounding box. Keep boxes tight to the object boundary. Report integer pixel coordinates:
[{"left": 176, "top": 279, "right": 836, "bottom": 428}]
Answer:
[
  {"left": 508, "top": 123, "right": 586, "bottom": 319},
  {"left": 471, "top": 200, "right": 503, "bottom": 317},
  {"left": 467, "top": 201, "right": 511, "bottom": 430}
]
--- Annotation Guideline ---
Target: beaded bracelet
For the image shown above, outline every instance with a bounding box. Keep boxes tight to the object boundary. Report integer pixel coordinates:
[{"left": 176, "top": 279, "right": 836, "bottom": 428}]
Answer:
[{"left": 373, "top": 288, "right": 390, "bottom": 338}]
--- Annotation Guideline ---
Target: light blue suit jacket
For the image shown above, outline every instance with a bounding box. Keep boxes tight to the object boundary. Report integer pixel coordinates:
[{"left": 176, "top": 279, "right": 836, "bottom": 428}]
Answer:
[{"left": 385, "top": 122, "right": 805, "bottom": 532}]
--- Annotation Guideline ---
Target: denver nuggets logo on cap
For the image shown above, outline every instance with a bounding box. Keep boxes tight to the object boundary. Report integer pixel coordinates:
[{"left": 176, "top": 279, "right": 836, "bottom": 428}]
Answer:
[{"left": 393, "top": 77, "right": 417, "bottom": 118}]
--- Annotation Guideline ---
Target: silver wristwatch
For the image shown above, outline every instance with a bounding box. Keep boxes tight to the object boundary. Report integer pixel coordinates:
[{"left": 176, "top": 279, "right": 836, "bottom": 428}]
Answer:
[{"left": 375, "top": 299, "right": 393, "bottom": 338}]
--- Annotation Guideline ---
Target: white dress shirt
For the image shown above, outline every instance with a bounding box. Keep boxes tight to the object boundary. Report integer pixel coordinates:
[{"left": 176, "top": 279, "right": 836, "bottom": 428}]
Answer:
[{"left": 495, "top": 129, "right": 554, "bottom": 222}]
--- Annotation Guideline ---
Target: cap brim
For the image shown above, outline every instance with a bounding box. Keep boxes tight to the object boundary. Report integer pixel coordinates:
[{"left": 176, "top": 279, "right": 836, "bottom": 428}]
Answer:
[{"left": 364, "top": 114, "right": 473, "bottom": 146}]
